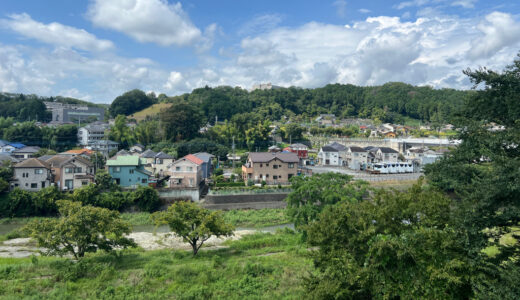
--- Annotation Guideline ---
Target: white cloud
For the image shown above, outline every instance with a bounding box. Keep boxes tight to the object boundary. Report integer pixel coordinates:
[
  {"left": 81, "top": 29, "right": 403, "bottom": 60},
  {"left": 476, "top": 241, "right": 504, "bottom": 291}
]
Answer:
[
  {"left": 359, "top": 9, "right": 371, "bottom": 14},
  {"left": 164, "top": 71, "right": 185, "bottom": 91},
  {"left": 238, "top": 14, "right": 283, "bottom": 36},
  {"left": 2, "top": 13, "right": 114, "bottom": 52},
  {"left": 87, "top": 0, "right": 201, "bottom": 47},
  {"left": 396, "top": 0, "right": 430, "bottom": 10},
  {"left": 333, "top": 0, "right": 347, "bottom": 17},
  {"left": 451, "top": 0, "right": 477, "bottom": 9},
  {"left": 468, "top": 12, "right": 520, "bottom": 60}
]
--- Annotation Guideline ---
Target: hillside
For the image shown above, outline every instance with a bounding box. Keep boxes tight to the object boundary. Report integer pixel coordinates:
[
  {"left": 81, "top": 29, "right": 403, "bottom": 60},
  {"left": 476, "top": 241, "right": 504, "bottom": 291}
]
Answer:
[{"left": 129, "top": 103, "right": 172, "bottom": 121}]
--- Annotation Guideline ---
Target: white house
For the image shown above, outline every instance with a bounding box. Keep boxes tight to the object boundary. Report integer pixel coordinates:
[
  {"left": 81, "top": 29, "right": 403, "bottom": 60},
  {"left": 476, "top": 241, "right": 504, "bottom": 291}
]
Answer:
[
  {"left": 345, "top": 146, "right": 368, "bottom": 170},
  {"left": 318, "top": 145, "right": 341, "bottom": 166},
  {"left": 77, "top": 124, "right": 109, "bottom": 146}
]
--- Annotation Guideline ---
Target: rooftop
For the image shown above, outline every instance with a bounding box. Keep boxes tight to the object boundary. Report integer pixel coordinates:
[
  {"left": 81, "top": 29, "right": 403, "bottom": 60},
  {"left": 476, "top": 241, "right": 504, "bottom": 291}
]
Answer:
[
  {"left": 14, "top": 158, "right": 51, "bottom": 169},
  {"left": 249, "top": 152, "right": 299, "bottom": 163},
  {"left": 106, "top": 155, "right": 141, "bottom": 166}
]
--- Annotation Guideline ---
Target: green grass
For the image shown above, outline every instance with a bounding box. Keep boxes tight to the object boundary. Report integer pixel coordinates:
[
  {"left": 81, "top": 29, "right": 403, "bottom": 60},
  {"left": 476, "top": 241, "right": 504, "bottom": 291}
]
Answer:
[
  {"left": 0, "top": 208, "right": 292, "bottom": 230},
  {"left": 0, "top": 231, "right": 310, "bottom": 299},
  {"left": 128, "top": 103, "right": 172, "bottom": 121}
]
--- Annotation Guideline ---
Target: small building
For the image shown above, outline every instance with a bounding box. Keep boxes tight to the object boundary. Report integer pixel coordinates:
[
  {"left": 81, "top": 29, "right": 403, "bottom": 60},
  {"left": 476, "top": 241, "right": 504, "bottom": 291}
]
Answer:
[
  {"left": 242, "top": 152, "right": 299, "bottom": 184},
  {"left": 318, "top": 145, "right": 340, "bottom": 166},
  {"left": 130, "top": 144, "right": 145, "bottom": 154},
  {"left": 376, "top": 147, "right": 400, "bottom": 162},
  {"left": 11, "top": 158, "right": 53, "bottom": 191},
  {"left": 193, "top": 152, "right": 214, "bottom": 179},
  {"left": 0, "top": 153, "right": 20, "bottom": 165},
  {"left": 284, "top": 143, "right": 309, "bottom": 165},
  {"left": 60, "top": 149, "right": 95, "bottom": 158},
  {"left": 89, "top": 140, "right": 119, "bottom": 157},
  {"left": 44, "top": 155, "right": 95, "bottom": 191},
  {"left": 1, "top": 143, "right": 26, "bottom": 153},
  {"left": 106, "top": 156, "right": 151, "bottom": 188},
  {"left": 77, "top": 124, "right": 109, "bottom": 146},
  {"left": 11, "top": 146, "right": 41, "bottom": 160},
  {"left": 345, "top": 146, "right": 368, "bottom": 170},
  {"left": 153, "top": 152, "right": 175, "bottom": 176},
  {"left": 169, "top": 154, "right": 203, "bottom": 188}
]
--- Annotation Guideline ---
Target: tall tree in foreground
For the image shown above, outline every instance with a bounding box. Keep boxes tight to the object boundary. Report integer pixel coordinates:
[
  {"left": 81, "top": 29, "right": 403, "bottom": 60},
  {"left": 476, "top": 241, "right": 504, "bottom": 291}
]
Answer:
[
  {"left": 305, "top": 181, "right": 473, "bottom": 299},
  {"left": 425, "top": 54, "right": 520, "bottom": 263},
  {"left": 153, "top": 201, "right": 234, "bottom": 255},
  {"left": 24, "top": 200, "right": 135, "bottom": 259}
]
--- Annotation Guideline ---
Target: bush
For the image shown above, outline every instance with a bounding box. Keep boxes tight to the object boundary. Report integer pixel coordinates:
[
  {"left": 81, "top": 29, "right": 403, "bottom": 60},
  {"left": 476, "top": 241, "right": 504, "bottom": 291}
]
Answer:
[
  {"left": 215, "top": 182, "right": 245, "bottom": 188},
  {"left": 130, "top": 186, "right": 162, "bottom": 212}
]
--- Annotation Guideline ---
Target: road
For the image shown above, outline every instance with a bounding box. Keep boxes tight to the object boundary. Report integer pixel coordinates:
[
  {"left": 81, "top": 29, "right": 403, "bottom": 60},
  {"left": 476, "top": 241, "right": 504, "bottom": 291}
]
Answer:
[{"left": 309, "top": 166, "right": 423, "bottom": 182}]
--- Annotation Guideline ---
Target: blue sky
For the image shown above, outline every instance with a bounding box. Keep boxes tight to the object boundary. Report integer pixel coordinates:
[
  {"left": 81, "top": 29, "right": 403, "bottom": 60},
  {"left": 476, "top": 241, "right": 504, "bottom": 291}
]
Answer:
[{"left": 0, "top": 0, "right": 519, "bottom": 103}]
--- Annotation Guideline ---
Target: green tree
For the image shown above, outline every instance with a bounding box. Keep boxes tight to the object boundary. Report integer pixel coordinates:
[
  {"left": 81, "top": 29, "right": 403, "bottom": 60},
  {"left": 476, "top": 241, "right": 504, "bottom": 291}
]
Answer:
[
  {"left": 160, "top": 102, "right": 203, "bottom": 141},
  {"left": 109, "top": 89, "right": 154, "bottom": 117},
  {"left": 153, "top": 201, "right": 234, "bottom": 255},
  {"left": 305, "top": 182, "right": 472, "bottom": 299},
  {"left": 24, "top": 200, "right": 136, "bottom": 259},
  {"left": 286, "top": 173, "right": 368, "bottom": 232},
  {"left": 131, "top": 186, "right": 161, "bottom": 212},
  {"left": 94, "top": 169, "right": 117, "bottom": 191},
  {"left": 110, "top": 115, "right": 135, "bottom": 148}
]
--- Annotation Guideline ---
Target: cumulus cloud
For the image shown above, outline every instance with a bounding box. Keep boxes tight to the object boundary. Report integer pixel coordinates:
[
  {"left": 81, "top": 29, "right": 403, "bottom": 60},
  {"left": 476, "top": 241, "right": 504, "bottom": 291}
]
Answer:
[
  {"left": 87, "top": 0, "right": 201, "bottom": 47},
  {"left": 468, "top": 12, "right": 520, "bottom": 60},
  {"left": 2, "top": 13, "right": 114, "bottom": 52}
]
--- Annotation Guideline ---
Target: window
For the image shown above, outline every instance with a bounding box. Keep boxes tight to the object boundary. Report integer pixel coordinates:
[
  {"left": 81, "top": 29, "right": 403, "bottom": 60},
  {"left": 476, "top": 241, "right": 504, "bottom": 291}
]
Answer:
[
  {"left": 273, "top": 165, "right": 278, "bottom": 169},
  {"left": 189, "top": 178, "right": 194, "bottom": 186},
  {"left": 34, "top": 169, "right": 43, "bottom": 174},
  {"left": 187, "top": 167, "right": 193, "bottom": 171},
  {"left": 113, "top": 167, "right": 120, "bottom": 173},
  {"left": 156, "top": 159, "right": 163, "bottom": 164},
  {"left": 65, "top": 167, "right": 74, "bottom": 173},
  {"left": 175, "top": 166, "right": 181, "bottom": 171},
  {"left": 266, "top": 163, "right": 269, "bottom": 167},
  {"left": 129, "top": 169, "right": 134, "bottom": 174},
  {"left": 288, "top": 163, "right": 294, "bottom": 168},
  {"left": 288, "top": 174, "right": 294, "bottom": 179},
  {"left": 260, "top": 164, "right": 263, "bottom": 167},
  {"left": 82, "top": 181, "right": 88, "bottom": 186},
  {"left": 273, "top": 175, "right": 278, "bottom": 180},
  {"left": 74, "top": 167, "right": 82, "bottom": 173},
  {"left": 65, "top": 180, "right": 73, "bottom": 189},
  {"left": 142, "top": 179, "right": 147, "bottom": 183},
  {"left": 31, "top": 183, "right": 37, "bottom": 188}
]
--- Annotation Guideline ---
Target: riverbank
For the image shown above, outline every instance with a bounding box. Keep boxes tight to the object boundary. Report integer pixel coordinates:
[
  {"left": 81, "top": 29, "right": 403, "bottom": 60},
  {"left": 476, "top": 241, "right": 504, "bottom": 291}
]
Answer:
[{"left": 0, "top": 230, "right": 310, "bottom": 298}]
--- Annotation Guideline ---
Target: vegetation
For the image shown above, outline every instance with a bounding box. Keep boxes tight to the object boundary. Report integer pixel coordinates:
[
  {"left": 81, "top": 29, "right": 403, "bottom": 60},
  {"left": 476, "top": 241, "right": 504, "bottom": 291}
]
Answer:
[
  {"left": 160, "top": 102, "right": 203, "bottom": 142},
  {"left": 109, "top": 89, "right": 155, "bottom": 117},
  {"left": 129, "top": 102, "right": 172, "bottom": 121},
  {"left": 153, "top": 202, "right": 234, "bottom": 255},
  {"left": 0, "top": 231, "right": 310, "bottom": 299},
  {"left": 23, "top": 201, "right": 135, "bottom": 259}
]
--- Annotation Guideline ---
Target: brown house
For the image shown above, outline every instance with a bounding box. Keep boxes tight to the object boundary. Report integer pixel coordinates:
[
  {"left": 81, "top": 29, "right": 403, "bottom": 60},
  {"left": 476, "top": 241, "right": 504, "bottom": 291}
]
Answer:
[
  {"left": 242, "top": 152, "right": 299, "bottom": 185},
  {"left": 43, "top": 155, "right": 95, "bottom": 191},
  {"left": 168, "top": 154, "right": 203, "bottom": 188}
]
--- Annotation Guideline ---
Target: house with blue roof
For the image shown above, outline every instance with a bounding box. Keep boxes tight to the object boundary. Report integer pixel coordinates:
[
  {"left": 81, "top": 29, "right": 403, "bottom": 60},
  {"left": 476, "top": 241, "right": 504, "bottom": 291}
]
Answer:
[
  {"left": 106, "top": 155, "right": 152, "bottom": 188},
  {"left": 1, "top": 142, "right": 26, "bottom": 153}
]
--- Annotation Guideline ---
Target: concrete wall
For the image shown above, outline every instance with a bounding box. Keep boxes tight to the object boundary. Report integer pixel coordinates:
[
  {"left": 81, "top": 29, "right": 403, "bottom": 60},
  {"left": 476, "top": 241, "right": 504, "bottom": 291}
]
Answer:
[
  {"left": 158, "top": 188, "right": 201, "bottom": 202},
  {"left": 205, "top": 192, "right": 289, "bottom": 204}
]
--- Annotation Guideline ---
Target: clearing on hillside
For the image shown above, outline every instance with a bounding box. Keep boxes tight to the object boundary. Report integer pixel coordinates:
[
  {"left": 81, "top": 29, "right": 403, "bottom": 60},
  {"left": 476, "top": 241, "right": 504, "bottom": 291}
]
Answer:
[{"left": 129, "top": 103, "right": 172, "bottom": 121}]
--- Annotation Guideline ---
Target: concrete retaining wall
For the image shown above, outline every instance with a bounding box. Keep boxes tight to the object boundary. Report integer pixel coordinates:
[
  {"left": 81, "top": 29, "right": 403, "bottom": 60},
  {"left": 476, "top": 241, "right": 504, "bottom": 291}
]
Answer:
[
  {"left": 158, "top": 188, "right": 201, "bottom": 202},
  {"left": 204, "top": 193, "right": 289, "bottom": 204}
]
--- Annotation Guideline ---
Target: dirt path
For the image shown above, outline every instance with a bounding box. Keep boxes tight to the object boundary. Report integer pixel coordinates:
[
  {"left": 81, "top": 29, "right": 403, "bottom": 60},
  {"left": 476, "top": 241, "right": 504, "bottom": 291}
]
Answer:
[{"left": 0, "top": 230, "right": 258, "bottom": 258}]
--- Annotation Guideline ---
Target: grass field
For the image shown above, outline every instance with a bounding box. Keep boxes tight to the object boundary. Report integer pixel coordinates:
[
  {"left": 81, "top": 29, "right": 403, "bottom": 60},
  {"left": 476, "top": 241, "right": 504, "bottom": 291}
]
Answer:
[
  {"left": 0, "top": 230, "right": 310, "bottom": 299},
  {"left": 128, "top": 103, "right": 172, "bottom": 121}
]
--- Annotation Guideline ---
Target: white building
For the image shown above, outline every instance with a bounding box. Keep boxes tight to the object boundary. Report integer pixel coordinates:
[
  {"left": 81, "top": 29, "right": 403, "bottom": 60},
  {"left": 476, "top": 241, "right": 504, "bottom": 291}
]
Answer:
[{"left": 77, "top": 124, "right": 109, "bottom": 146}]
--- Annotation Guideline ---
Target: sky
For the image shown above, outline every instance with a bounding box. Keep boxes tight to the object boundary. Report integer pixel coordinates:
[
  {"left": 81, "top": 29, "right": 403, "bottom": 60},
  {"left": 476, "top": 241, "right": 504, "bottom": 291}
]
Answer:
[{"left": 0, "top": 0, "right": 519, "bottom": 103}]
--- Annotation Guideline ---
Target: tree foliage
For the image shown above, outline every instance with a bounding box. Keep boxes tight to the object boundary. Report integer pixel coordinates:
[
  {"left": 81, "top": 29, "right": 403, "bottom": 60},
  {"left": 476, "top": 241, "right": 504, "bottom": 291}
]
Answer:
[
  {"left": 24, "top": 200, "right": 135, "bottom": 259},
  {"left": 131, "top": 186, "right": 162, "bottom": 212},
  {"left": 153, "top": 201, "right": 234, "bottom": 255},
  {"left": 305, "top": 182, "right": 473, "bottom": 299},
  {"left": 286, "top": 173, "right": 368, "bottom": 232},
  {"left": 160, "top": 102, "right": 203, "bottom": 142},
  {"left": 109, "top": 89, "right": 154, "bottom": 117}
]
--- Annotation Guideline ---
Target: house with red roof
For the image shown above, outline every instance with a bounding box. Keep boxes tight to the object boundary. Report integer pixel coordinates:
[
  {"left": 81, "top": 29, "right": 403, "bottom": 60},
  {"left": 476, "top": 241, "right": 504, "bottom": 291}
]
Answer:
[{"left": 168, "top": 154, "right": 203, "bottom": 188}]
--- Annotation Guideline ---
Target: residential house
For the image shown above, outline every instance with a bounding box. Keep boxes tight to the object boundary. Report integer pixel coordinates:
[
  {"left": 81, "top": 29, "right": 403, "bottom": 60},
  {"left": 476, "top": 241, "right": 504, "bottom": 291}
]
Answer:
[
  {"left": 193, "top": 152, "right": 213, "bottom": 179},
  {"left": 60, "top": 149, "right": 95, "bottom": 158},
  {"left": 139, "top": 149, "right": 157, "bottom": 174},
  {"left": 1, "top": 143, "right": 25, "bottom": 153},
  {"left": 44, "top": 155, "right": 95, "bottom": 191},
  {"left": 130, "top": 144, "right": 145, "bottom": 154},
  {"left": 0, "top": 153, "right": 19, "bottom": 165},
  {"left": 318, "top": 145, "right": 340, "bottom": 166},
  {"left": 376, "top": 147, "right": 400, "bottom": 162},
  {"left": 153, "top": 152, "right": 174, "bottom": 176},
  {"left": 106, "top": 156, "right": 151, "bottom": 188},
  {"left": 242, "top": 152, "right": 299, "bottom": 184},
  {"left": 89, "top": 140, "right": 119, "bottom": 157},
  {"left": 384, "top": 131, "right": 397, "bottom": 138},
  {"left": 169, "top": 154, "right": 203, "bottom": 188},
  {"left": 11, "top": 146, "right": 41, "bottom": 160},
  {"left": 11, "top": 158, "right": 53, "bottom": 191},
  {"left": 77, "top": 124, "right": 109, "bottom": 146},
  {"left": 111, "top": 149, "right": 132, "bottom": 159},
  {"left": 315, "top": 114, "right": 336, "bottom": 126},
  {"left": 284, "top": 143, "right": 309, "bottom": 165},
  {"left": 345, "top": 146, "right": 368, "bottom": 170}
]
